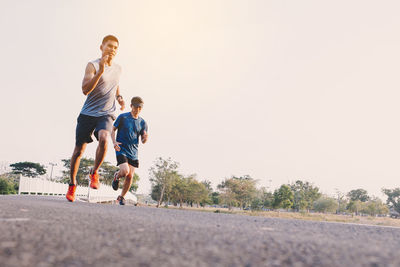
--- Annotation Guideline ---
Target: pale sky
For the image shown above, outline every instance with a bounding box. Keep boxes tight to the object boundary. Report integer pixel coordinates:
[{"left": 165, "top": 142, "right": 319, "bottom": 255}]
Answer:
[{"left": 1, "top": 0, "right": 400, "bottom": 198}]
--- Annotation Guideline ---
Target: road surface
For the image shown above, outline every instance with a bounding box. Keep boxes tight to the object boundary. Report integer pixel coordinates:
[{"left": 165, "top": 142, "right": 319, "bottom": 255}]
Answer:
[{"left": 1, "top": 195, "right": 400, "bottom": 266}]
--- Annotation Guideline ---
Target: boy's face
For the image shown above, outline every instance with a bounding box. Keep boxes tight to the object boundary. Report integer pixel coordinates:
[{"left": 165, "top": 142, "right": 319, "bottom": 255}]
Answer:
[
  {"left": 131, "top": 104, "right": 143, "bottom": 116},
  {"left": 100, "top": 40, "right": 119, "bottom": 59}
]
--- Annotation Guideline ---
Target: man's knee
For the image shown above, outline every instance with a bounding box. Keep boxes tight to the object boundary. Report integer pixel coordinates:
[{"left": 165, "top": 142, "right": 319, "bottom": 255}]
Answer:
[
  {"left": 120, "top": 168, "right": 130, "bottom": 177},
  {"left": 98, "top": 131, "right": 109, "bottom": 146},
  {"left": 72, "top": 146, "right": 85, "bottom": 158}
]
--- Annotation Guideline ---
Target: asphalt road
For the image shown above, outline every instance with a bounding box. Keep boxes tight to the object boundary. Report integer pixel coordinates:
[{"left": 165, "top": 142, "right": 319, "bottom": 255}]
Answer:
[{"left": 1, "top": 195, "right": 400, "bottom": 267}]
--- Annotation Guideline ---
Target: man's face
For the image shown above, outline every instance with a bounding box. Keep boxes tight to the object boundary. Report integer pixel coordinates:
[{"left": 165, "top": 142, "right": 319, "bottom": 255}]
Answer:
[{"left": 100, "top": 40, "right": 119, "bottom": 59}]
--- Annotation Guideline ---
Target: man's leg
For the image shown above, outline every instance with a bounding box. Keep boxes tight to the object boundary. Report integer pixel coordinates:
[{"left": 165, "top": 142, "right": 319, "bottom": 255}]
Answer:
[
  {"left": 121, "top": 165, "right": 135, "bottom": 197},
  {"left": 92, "top": 129, "right": 109, "bottom": 173},
  {"left": 70, "top": 143, "right": 87, "bottom": 185},
  {"left": 67, "top": 143, "right": 87, "bottom": 201}
]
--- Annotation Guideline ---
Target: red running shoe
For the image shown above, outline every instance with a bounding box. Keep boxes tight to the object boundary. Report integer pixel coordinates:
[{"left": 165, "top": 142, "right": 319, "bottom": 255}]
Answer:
[
  {"left": 66, "top": 184, "right": 76, "bottom": 202},
  {"left": 89, "top": 168, "right": 100, "bottom": 189}
]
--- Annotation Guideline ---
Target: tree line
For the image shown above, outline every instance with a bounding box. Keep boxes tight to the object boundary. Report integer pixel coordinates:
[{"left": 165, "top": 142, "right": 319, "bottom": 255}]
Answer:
[
  {"left": 1, "top": 158, "right": 400, "bottom": 217},
  {"left": 149, "top": 157, "right": 395, "bottom": 216}
]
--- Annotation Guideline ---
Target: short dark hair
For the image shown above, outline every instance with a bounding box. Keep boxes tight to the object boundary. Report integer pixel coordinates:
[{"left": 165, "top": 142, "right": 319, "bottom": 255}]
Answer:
[
  {"left": 102, "top": 35, "right": 119, "bottom": 44},
  {"left": 131, "top": 96, "right": 144, "bottom": 106}
]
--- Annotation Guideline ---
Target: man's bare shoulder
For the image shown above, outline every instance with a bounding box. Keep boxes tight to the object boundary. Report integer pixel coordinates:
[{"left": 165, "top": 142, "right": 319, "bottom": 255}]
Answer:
[{"left": 85, "top": 62, "right": 96, "bottom": 74}]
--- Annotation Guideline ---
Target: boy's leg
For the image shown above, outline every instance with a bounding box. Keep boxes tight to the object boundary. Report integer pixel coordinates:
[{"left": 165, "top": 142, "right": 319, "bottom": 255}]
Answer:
[
  {"left": 113, "top": 156, "right": 130, "bottom": 191},
  {"left": 120, "top": 165, "right": 135, "bottom": 198},
  {"left": 116, "top": 162, "right": 130, "bottom": 179}
]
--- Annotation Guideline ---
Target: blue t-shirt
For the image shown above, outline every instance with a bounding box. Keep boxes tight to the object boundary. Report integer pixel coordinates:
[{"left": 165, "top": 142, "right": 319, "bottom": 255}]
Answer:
[{"left": 113, "top": 112, "right": 148, "bottom": 160}]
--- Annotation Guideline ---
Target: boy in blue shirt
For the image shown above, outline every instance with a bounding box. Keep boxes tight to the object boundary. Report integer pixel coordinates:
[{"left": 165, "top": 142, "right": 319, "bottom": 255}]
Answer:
[{"left": 111, "top": 96, "right": 148, "bottom": 205}]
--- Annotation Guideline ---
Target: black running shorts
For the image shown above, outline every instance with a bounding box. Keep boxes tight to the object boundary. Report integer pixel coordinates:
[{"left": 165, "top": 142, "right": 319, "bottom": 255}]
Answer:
[
  {"left": 75, "top": 114, "right": 115, "bottom": 146},
  {"left": 116, "top": 154, "right": 139, "bottom": 168}
]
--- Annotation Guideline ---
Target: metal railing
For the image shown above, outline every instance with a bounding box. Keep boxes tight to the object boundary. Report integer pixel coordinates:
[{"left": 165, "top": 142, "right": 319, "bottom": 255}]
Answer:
[{"left": 18, "top": 175, "right": 137, "bottom": 203}]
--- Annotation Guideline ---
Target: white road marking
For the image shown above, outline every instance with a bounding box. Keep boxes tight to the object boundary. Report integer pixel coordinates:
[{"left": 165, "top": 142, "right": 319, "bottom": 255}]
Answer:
[
  {"left": 260, "top": 227, "right": 274, "bottom": 231},
  {"left": 1, "top": 241, "right": 17, "bottom": 248}
]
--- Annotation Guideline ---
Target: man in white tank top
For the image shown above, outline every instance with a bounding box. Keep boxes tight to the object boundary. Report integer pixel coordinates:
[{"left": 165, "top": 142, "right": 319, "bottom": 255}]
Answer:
[{"left": 66, "top": 35, "right": 125, "bottom": 202}]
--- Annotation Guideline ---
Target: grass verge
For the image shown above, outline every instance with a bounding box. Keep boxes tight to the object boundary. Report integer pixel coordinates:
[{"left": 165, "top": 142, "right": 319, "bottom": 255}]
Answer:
[{"left": 142, "top": 203, "right": 400, "bottom": 227}]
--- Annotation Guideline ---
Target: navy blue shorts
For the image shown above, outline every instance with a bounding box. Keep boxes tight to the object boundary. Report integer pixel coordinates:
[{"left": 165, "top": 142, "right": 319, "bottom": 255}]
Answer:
[
  {"left": 116, "top": 154, "right": 139, "bottom": 168},
  {"left": 75, "top": 114, "right": 115, "bottom": 146}
]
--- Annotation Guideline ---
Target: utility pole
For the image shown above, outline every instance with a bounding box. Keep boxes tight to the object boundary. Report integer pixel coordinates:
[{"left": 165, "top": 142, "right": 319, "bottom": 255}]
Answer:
[
  {"left": 49, "top": 162, "right": 57, "bottom": 180},
  {"left": 335, "top": 188, "right": 342, "bottom": 214}
]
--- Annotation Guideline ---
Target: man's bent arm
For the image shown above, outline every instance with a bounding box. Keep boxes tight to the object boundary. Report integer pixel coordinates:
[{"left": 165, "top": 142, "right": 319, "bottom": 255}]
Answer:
[
  {"left": 115, "top": 86, "right": 125, "bottom": 110},
  {"left": 82, "top": 63, "right": 103, "bottom": 95}
]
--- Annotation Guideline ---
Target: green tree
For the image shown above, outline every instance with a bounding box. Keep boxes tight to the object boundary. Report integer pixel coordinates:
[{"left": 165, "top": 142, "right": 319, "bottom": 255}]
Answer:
[
  {"left": 0, "top": 178, "right": 17, "bottom": 194},
  {"left": 360, "top": 197, "right": 389, "bottom": 216},
  {"left": 250, "top": 198, "right": 263, "bottom": 211},
  {"left": 149, "top": 157, "right": 179, "bottom": 208},
  {"left": 262, "top": 191, "right": 274, "bottom": 209},
  {"left": 210, "top": 192, "right": 220, "bottom": 205},
  {"left": 200, "top": 180, "right": 213, "bottom": 206},
  {"left": 218, "top": 186, "right": 238, "bottom": 210},
  {"left": 347, "top": 189, "right": 370, "bottom": 202},
  {"left": 201, "top": 180, "right": 212, "bottom": 192},
  {"left": 382, "top": 188, "right": 400, "bottom": 213},
  {"left": 10, "top": 162, "right": 46, "bottom": 178},
  {"left": 239, "top": 176, "right": 258, "bottom": 208},
  {"left": 187, "top": 179, "right": 209, "bottom": 207},
  {"left": 335, "top": 190, "right": 347, "bottom": 213},
  {"left": 289, "top": 180, "right": 321, "bottom": 211},
  {"left": 273, "top": 185, "right": 294, "bottom": 210},
  {"left": 250, "top": 187, "right": 264, "bottom": 211},
  {"left": 218, "top": 175, "right": 257, "bottom": 209},
  {"left": 61, "top": 158, "right": 94, "bottom": 186},
  {"left": 250, "top": 187, "right": 273, "bottom": 211},
  {"left": 313, "top": 196, "right": 338, "bottom": 213},
  {"left": 151, "top": 183, "right": 167, "bottom": 204},
  {"left": 169, "top": 174, "right": 188, "bottom": 207},
  {"left": 0, "top": 173, "right": 19, "bottom": 192},
  {"left": 347, "top": 200, "right": 362, "bottom": 214}
]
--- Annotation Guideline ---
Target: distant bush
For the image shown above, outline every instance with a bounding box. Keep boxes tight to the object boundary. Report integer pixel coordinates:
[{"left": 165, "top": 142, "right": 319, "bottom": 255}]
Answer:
[
  {"left": 313, "top": 196, "right": 338, "bottom": 213},
  {"left": 0, "top": 178, "right": 17, "bottom": 195}
]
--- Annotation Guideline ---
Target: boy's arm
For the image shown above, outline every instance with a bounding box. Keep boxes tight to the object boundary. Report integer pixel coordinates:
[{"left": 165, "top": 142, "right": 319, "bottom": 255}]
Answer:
[
  {"left": 141, "top": 121, "right": 149, "bottom": 144},
  {"left": 111, "top": 126, "right": 121, "bottom": 151},
  {"left": 140, "top": 121, "right": 148, "bottom": 144},
  {"left": 141, "top": 130, "right": 148, "bottom": 144}
]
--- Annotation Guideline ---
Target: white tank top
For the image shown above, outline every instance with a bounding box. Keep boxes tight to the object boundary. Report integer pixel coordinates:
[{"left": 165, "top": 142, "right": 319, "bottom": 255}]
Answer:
[{"left": 80, "top": 58, "right": 122, "bottom": 117}]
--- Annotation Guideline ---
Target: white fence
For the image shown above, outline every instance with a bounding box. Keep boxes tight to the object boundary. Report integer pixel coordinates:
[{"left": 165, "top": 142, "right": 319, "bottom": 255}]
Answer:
[{"left": 18, "top": 176, "right": 137, "bottom": 203}]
